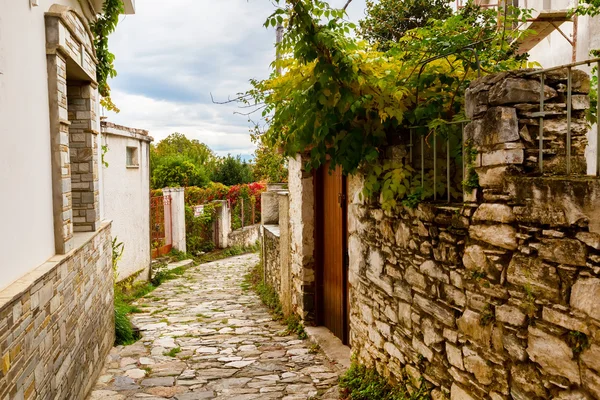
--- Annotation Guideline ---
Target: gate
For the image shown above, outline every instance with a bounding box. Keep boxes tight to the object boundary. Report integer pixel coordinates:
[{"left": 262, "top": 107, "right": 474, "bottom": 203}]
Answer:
[
  {"left": 315, "top": 161, "right": 349, "bottom": 344},
  {"left": 151, "top": 195, "right": 172, "bottom": 259}
]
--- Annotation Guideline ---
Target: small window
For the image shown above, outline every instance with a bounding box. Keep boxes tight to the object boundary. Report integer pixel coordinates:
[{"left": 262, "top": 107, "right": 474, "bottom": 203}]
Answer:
[{"left": 126, "top": 146, "right": 139, "bottom": 167}]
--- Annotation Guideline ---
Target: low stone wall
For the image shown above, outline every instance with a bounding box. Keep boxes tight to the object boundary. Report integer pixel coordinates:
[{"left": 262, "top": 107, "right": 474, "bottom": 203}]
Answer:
[
  {"left": 264, "top": 226, "right": 281, "bottom": 292},
  {"left": 0, "top": 223, "right": 113, "bottom": 399},
  {"left": 228, "top": 224, "right": 260, "bottom": 249}
]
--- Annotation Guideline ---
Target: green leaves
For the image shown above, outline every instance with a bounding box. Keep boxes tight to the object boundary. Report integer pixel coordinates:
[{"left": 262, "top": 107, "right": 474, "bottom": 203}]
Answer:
[
  {"left": 241, "top": 0, "right": 528, "bottom": 209},
  {"left": 91, "top": 0, "right": 124, "bottom": 112}
]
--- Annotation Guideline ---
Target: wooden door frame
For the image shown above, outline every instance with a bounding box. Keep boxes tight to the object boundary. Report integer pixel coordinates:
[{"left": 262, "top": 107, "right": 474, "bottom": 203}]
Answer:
[{"left": 314, "top": 165, "right": 349, "bottom": 345}]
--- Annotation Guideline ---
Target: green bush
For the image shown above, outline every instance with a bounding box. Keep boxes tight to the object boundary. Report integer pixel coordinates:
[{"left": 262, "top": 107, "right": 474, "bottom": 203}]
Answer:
[{"left": 339, "top": 362, "right": 430, "bottom": 400}]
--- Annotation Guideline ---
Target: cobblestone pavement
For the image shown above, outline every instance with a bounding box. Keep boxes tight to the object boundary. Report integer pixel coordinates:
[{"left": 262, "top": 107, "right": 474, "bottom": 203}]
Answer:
[{"left": 89, "top": 254, "right": 342, "bottom": 400}]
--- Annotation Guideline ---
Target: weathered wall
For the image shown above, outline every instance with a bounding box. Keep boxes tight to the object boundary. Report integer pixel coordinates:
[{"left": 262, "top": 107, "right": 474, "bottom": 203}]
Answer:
[
  {"left": 228, "top": 224, "right": 261, "bottom": 248},
  {"left": 264, "top": 226, "right": 282, "bottom": 293},
  {"left": 0, "top": 222, "right": 113, "bottom": 399},
  {"left": 348, "top": 70, "right": 600, "bottom": 399},
  {"left": 101, "top": 122, "right": 152, "bottom": 281},
  {"left": 288, "top": 155, "right": 317, "bottom": 322}
]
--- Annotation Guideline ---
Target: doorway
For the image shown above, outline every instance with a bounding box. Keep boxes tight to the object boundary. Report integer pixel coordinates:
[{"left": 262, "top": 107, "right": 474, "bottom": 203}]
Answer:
[{"left": 315, "top": 161, "right": 349, "bottom": 344}]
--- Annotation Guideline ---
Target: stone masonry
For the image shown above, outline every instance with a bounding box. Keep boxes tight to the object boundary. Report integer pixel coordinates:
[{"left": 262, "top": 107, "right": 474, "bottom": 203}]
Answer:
[
  {"left": 0, "top": 223, "right": 113, "bottom": 399},
  {"left": 346, "top": 69, "right": 600, "bottom": 399}
]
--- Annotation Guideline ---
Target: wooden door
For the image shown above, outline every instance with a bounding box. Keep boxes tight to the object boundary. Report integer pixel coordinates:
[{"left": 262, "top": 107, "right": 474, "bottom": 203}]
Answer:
[{"left": 316, "top": 161, "right": 348, "bottom": 344}]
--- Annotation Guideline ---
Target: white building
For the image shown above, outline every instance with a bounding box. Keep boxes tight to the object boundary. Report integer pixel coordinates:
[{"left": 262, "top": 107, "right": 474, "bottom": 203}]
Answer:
[
  {"left": 101, "top": 121, "right": 153, "bottom": 282},
  {"left": 0, "top": 0, "right": 136, "bottom": 398}
]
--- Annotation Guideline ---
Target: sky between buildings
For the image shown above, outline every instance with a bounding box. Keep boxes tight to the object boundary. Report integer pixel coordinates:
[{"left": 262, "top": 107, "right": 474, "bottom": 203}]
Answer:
[{"left": 107, "top": 0, "right": 367, "bottom": 159}]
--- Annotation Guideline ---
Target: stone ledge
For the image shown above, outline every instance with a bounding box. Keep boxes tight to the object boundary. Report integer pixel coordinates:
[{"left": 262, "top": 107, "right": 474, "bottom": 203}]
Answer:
[
  {"left": 305, "top": 326, "right": 351, "bottom": 372},
  {"left": 0, "top": 220, "right": 112, "bottom": 307},
  {"left": 264, "top": 224, "right": 281, "bottom": 237}
]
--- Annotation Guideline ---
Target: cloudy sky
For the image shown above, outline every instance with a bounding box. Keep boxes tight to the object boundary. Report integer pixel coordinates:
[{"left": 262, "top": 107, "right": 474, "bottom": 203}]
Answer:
[{"left": 107, "top": 0, "right": 367, "bottom": 158}]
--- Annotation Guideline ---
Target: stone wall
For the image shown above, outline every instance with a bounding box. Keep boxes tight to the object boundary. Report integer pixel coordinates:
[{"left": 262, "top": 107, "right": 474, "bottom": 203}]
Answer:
[
  {"left": 264, "top": 226, "right": 282, "bottom": 293},
  {"left": 347, "top": 69, "right": 600, "bottom": 399},
  {"left": 288, "top": 155, "right": 317, "bottom": 322},
  {"left": 0, "top": 222, "right": 113, "bottom": 399},
  {"left": 228, "top": 225, "right": 261, "bottom": 248}
]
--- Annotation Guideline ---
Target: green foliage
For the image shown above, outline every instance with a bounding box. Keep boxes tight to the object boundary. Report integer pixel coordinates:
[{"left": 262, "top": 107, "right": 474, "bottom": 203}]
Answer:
[
  {"left": 571, "top": 0, "right": 600, "bottom": 17},
  {"left": 164, "top": 347, "right": 182, "bottom": 357},
  {"left": 152, "top": 133, "right": 216, "bottom": 168},
  {"left": 101, "top": 144, "right": 109, "bottom": 168},
  {"left": 151, "top": 155, "right": 210, "bottom": 189},
  {"left": 251, "top": 130, "right": 289, "bottom": 182},
  {"left": 243, "top": 0, "right": 531, "bottom": 210},
  {"left": 479, "top": 304, "right": 495, "bottom": 326},
  {"left": 462, "top": 140, "right": 479, "bottom": 193},
  {"left": 359, "top": 0, "right": 453, "bottom": 51},
  {"left": 90, "top": 0, "right": 124, "bottom": 112},
  {"left": 185, "top": 204, "right": 217, "bottom": 254},
  {"left": 112, "top": 237, "right": 124, "bottom": 281},
  {"left": 339, "top": 362, "right": 429, "bottom": 399},
  {"left": 115, "top": 300, "right": 138, "bottom": 345},
  {"left": 567, "top": 331, "right": 590, "bottom": 358},
  {"left": 211, "top": 154, "right": 254, "bottom": 186}
]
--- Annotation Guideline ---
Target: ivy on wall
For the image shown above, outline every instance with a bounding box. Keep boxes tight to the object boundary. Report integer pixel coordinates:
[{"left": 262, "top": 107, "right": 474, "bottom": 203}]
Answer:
[{"left": 91, "top": 0, "right": 124, "bottom": 112}]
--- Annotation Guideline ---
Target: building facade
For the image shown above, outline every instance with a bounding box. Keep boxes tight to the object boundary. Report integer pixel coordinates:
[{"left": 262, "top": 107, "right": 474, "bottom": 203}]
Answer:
[
  {"left": 0, "top": 0, "right": 135, "bottom": 398},
  {"left": 101, "top": 121, "right": 152, "bottom": 282}
]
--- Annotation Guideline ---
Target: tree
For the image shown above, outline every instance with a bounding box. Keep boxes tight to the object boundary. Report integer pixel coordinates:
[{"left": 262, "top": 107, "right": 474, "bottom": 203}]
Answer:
[
  {"left": 153, "top": 133, "right": 216, "bottom": 167},
  {"left": 211, "top": 155, "right": 254, "bottom": 186},
  {"left": 359, "top": 0, "right": 453, "bottom": 51},
  {"left": 251, "top": 129, "right": 288, "bottom": 182},
  {"left": 151, "top": 155, "right": 210, "bottom": 189}
]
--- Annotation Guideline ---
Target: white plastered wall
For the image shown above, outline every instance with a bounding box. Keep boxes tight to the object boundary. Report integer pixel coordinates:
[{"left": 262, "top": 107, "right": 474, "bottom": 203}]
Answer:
[
  {"left": 0, "top": 0, "right": 90, "bottom": 290},
  {"left": 101, "top": 129, "right": 151, "bottom": 281}
]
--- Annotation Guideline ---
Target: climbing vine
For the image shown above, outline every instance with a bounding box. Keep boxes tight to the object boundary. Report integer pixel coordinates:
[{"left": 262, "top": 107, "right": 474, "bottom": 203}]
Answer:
[
  {"left": 91, "top": 0, "right": 124, "bottom": 112},
  {"left": 241, "top": 0, "right": 532, "bottom": 210}
]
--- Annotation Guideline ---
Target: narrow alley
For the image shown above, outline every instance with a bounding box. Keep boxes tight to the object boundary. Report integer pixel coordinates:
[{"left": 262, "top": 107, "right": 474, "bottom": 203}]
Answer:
[{"left": 89, "top": 254, "right": 342, "bottom": 400}]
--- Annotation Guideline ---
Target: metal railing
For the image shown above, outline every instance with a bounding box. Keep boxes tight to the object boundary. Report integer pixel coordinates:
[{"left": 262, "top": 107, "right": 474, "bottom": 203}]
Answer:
[
  {"left": 408, "top": 120, "right": 469, "bottom": 204},
  {"left": 524, "top": 57, "right": 600, "bottom": 176}
]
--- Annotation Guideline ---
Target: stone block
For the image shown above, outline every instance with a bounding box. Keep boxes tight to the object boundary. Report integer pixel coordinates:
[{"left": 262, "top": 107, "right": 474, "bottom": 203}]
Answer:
[
  {"left": 538, "top": 238, "right": 587, "bottom": 266},
  {"left": 465, "top": 107, "right": 519, "bottom": 149},
  {"left": 469, "top": 224, "right": 517, "bottom": 250},
  {"left": 507, "top": 254, "right": 560, "bottom": 301},
  {"left": 412, "top": 337, "right": 433, "bottom": 361},
  {"left": 502, "top": 332, "right": 527, "bottom": 361},
  {"left": 576, "top": 232, "right": 600, "bottom": 250},
  {"left": 450, "top": 383, "right": 477, "bottom": 400},
  {"left": 414, "top": 294, "right": 456, "bottom": 327},
  {"left": 384, "top": 342, "right": 405, "bottom": 364},
  {"left": 545, "top": 68, "right": 591, "bottom": 93},
  {"left": 570, "top": 278, "right": 600, "bottom": 321},
  {"left": 495, "top": 304, "right": 526, "bottom": 327},
  {"left": 481, "top": 148, "right": 524, "bottom": 167},
  {"left": 526, "top": 326, "right": 580, "bottom": 384},
  {"left": 420, "top": 260, "right": 449, "bottom": 284},
  {"left": 457, "top": 309, "right": 492, "bottom": 346},
  {"left": 472, "top": 204, "right": 515, "bottom": 224},
  {"left": 542, "top": 307, "right": 590, "bottom": 334},
  {"left": 405, "top": 266, "right": 427, "bottom": 291},
  {"left": 581, "top": 344, "right": 600, "bottom": 373},
  {"left": 463, "top": 347, "right": 493, "bottom": 385},
  {"left": 462, "top": 244, "right": 492, "bottom": 273},
  {"left": 489, "top": 77, "right": 557, "bottom": 105},
  {"left": 446, "top": 342, "right": 464, "bottom": 370},
  {"left": 510, "top": 363, "right": 547, "bottom": 399}
]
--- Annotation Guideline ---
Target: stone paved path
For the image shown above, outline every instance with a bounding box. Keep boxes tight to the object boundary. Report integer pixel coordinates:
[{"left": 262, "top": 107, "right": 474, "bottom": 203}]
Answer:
[{"left": 89, "top": 254, "right": 342, "bottom": 400}]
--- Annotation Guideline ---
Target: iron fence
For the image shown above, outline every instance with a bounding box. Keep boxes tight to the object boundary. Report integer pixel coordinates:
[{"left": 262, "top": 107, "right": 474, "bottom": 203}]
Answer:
[{"left": 407, "top": 58, "right": 600, "bottom": 204}]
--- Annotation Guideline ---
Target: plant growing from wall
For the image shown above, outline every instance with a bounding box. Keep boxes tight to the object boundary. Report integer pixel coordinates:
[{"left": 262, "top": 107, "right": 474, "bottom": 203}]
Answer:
[
  {"left": 241, "top": 0, "right": 532, "bottom": 210},
  {"left": 90, "top": 0, "right": 124, "bottom": 112}
]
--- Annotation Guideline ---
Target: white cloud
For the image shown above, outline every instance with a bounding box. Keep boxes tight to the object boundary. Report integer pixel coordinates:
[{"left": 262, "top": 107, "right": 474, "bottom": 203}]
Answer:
[{"left": 106, "top": 0, "right": 366, "bottom": 155}]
